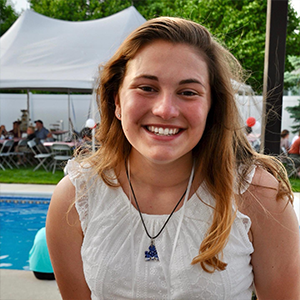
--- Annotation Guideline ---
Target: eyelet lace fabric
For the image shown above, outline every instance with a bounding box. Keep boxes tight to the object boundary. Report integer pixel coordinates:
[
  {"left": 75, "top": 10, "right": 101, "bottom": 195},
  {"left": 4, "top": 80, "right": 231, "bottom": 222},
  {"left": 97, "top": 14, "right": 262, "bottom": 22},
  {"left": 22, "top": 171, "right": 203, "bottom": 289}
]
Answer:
[{"left": 67, "top": 160, "right": 255, "bottom": 300}]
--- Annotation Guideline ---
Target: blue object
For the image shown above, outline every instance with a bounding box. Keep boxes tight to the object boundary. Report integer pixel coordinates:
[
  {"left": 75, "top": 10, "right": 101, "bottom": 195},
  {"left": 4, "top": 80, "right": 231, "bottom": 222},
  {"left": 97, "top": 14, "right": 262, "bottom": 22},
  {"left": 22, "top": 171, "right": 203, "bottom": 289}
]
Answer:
[
  {"left": 29, "top": 227, "right": 53, "bottom": 273},
  {"left": 145, "top": 242, "right": 159, "bottom": 261}
]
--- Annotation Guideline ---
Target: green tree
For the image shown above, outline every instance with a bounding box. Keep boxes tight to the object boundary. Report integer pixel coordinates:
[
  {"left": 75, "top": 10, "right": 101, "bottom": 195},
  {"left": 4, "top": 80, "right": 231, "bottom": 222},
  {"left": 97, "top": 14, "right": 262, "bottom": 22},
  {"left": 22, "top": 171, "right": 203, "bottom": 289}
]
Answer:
[
  {"left": 23, "top": 0, "right": 300, "bottom": 94},
  {"left": 286, "top": 99, "right": 300, "bottom": 133},
  {"left": 28, "top": 0, "right": 133, "bottom": 20},
  {"left": 170, "top": 0, "right": 269, "bottom": 92},
  {"left": 284, "top": 56, "right": 300, "bottom": 93},
  {"left": 0, "top": 0, "right": 19, "bottom": 36},
  {"left": 285, "top": 56, "right": 300, "bottom": 131}
]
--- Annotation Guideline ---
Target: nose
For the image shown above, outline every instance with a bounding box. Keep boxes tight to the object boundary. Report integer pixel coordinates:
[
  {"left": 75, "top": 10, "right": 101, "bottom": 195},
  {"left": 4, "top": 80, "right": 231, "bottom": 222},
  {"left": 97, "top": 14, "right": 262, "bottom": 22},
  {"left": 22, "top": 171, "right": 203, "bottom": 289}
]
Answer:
[{"left": 152, "top": 93, "right": 179, "bottom": 120}]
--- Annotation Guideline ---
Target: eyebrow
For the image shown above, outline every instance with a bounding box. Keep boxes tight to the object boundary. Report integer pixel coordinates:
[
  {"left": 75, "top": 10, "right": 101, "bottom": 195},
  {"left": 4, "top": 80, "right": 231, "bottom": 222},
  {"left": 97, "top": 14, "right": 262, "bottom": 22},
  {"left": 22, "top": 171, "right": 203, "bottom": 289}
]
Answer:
[
  {"left": 134, "top": 75, "right": 206, "bottom": 89},
  {"left": 135, "top": 74, "right": 158, "bottom": 81},
  {"left": 179, "top": 78, "right": 206, "bottom": 89}
]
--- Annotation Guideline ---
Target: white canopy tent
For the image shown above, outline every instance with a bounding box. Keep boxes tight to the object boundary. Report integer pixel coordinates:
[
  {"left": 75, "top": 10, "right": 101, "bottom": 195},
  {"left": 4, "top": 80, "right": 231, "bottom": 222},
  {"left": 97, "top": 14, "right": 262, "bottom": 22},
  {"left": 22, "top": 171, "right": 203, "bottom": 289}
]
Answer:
[
  {"left": 0, "top": 6, "right": 146, "bottom": 131},
  {"left": 0, "top": 6, "right": 146, "bottom": 92}
]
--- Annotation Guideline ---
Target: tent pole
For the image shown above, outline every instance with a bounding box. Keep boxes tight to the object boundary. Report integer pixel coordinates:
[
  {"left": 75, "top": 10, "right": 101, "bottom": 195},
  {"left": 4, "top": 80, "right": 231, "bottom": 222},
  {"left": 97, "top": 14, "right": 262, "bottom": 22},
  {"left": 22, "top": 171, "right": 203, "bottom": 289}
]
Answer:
[
  {"left": 68, "top": 90, "right": 70, "bottom": 133},
  {"left": 27, "top": 89, "right": 30, "bottom": 126}
]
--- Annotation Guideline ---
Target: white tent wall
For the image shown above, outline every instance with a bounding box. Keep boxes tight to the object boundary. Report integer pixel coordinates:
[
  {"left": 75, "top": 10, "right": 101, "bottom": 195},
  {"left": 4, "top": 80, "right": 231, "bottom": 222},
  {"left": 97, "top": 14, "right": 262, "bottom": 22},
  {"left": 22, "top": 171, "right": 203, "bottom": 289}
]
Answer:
[
  {"left": 0, "top": 94, "right": 27, "bottom": 127},
  {"left": 0, "top": 93, "right": 91, "bottom": 133}
]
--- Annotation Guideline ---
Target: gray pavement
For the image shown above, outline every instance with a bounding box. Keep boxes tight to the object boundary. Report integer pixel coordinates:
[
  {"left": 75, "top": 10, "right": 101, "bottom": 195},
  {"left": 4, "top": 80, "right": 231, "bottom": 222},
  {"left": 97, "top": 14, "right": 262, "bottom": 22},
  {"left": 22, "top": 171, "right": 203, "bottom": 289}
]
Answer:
[
  {"left": 0, "top": 269, "right": 61, "bottom": 300},
  {"left": 0, "top": 183, "right": 56, "bottom": 198}
]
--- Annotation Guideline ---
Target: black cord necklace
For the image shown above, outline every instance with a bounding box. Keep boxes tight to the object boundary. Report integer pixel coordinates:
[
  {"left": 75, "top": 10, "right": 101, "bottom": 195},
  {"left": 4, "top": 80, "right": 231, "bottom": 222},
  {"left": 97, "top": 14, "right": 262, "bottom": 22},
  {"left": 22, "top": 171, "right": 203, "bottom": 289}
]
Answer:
[{"left": 125, "top": 161, "right": 187, "bottom": 261}]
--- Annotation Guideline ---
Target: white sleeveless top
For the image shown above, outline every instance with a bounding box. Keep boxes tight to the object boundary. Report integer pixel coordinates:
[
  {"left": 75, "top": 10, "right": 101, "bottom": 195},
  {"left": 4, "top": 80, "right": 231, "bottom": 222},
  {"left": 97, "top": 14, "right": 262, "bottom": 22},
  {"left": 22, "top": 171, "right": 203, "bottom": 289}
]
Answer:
[{"left": 67, "top": 160, "right": 255, "bottom": 300}]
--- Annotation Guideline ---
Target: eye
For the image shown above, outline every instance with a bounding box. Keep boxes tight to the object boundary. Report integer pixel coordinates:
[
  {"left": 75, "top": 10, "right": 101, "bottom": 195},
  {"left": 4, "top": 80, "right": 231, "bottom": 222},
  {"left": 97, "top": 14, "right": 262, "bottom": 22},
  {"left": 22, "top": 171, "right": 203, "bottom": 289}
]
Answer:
[
  {"left": 179, "top": 90, "right": 198, "bottom": 96},
  {"left": 139, "top": 86, "right": 156, "bottom": 92}
]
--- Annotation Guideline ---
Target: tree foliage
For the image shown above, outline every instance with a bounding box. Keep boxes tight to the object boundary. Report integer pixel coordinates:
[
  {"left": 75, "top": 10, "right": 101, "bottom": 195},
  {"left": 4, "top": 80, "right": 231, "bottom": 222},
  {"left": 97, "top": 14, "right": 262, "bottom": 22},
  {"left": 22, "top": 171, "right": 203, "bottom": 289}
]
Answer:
[
  {"left": 0, "top": 0, "right": 19, "bottom": 36},
  {"left": 286, "top": 99, "right": 300, "bottom": 133},
  {"left": 28, "top": 0, "right": 133, "bottom": 20},
  {"left": 285, "top": 56, "right": 300, "bottom": 132},
  {"left": 7, "top": 0, "right": 300, "bottom": 94},
  {"left": 284, "top": 56, "right": 300, "bottom": 92}
]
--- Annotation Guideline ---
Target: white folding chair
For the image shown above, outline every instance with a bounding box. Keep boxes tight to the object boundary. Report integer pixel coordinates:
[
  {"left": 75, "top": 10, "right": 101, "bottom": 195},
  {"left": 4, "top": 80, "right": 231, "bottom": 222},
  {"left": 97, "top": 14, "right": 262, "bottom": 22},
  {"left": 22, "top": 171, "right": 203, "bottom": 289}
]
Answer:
[
  {"left": 51, "top": 143, "right": 73, "bottom": 174},
  {"left": 0, "top": 140, "right": 14, "bottom": 170},
  {"left": 15, "top": 138, "right": 35, "bottom": 166},
  {"left": 27, "top": 140, "right": 52, "bottom": 172},
  {"left": 8, "top": 139, "right": 28, "bottom": 168}
]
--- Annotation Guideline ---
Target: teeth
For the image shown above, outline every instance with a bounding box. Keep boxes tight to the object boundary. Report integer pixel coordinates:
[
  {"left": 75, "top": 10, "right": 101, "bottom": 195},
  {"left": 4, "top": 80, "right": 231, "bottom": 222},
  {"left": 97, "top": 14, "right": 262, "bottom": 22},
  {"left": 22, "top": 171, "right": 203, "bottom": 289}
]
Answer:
[{"left": 147, "top": 126, "right": 179, "bottom": 136}]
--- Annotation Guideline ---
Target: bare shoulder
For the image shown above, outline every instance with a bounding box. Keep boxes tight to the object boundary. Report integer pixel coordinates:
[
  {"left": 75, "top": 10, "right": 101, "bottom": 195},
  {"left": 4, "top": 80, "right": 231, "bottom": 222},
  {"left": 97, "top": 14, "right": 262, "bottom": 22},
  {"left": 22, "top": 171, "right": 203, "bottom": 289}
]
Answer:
[
  {"left": 241, "top": 165, "right": 297, "bottom": 232},
  {"left": 247, "top": 166, "right": 280, "bottom": 208},
  {"left": 240, "top": 166, "right": 291, "bottom": 216},
  {"left": 47, "top": 175, "right": 80, "bottom": 237},
  {"left": 46, "top": 176, "right": 91, "bottom": 298},
  {"left": 52, "top": 175, "right": 76, "bottom": 205},
  {"left": 240, "top": 166, "right": 300, "bottom": 300}
]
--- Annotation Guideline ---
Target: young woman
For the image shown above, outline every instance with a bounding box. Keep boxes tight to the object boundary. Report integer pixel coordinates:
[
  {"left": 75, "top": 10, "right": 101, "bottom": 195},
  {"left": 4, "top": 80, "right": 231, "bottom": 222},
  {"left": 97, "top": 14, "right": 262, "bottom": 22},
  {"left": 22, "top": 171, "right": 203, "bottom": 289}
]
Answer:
[{"left": 46, "top": 17, "right": 300, "bottom": 300}]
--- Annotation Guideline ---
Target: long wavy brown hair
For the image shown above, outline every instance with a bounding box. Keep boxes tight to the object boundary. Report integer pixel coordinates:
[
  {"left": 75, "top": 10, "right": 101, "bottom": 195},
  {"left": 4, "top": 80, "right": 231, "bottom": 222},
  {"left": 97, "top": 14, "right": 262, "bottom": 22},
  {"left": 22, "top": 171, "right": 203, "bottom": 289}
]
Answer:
[{"left": 80, "top": 17, "right": 293, "bottom": 272}]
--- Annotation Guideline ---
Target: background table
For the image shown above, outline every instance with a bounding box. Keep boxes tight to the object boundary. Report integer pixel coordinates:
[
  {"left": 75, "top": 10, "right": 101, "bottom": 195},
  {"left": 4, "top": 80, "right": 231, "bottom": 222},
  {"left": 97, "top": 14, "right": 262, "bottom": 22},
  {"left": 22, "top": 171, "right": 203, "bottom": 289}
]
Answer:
[
  {"left": 43, "top": 141, "right": 76, "bottom": 148},
  {"left": 0, "top": 138, "right": 22, "bottom": 144}
]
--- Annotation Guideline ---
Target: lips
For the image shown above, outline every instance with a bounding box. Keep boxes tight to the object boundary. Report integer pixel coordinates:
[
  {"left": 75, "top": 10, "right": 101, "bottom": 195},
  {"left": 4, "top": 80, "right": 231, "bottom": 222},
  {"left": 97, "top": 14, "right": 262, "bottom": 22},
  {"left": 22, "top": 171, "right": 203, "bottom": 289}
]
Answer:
[{"left": 146, "top": 126, "right": 180, "bottom": 136}]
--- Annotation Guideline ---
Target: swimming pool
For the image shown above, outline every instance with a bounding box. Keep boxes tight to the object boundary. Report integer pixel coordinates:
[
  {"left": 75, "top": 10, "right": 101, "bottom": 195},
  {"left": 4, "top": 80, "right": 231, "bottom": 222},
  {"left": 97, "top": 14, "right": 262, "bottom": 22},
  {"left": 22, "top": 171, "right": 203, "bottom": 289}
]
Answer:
[{"left": 0, "top": 196, "right": 51, "bottom": 270}]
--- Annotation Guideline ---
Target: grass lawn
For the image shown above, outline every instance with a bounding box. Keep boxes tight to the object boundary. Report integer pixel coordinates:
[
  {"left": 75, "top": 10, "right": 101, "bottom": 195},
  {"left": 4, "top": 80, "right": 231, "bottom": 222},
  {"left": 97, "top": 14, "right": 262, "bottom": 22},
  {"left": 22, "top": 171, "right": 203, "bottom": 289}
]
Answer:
[
  {"left": 1, "top": 165, "right": 300, "bottom": 192},
  {"left": 289, "top": 177, "right": 300, "bottom": 193},
  {"left": 0, "top": 165, "right": 64, "bottom": 185}
]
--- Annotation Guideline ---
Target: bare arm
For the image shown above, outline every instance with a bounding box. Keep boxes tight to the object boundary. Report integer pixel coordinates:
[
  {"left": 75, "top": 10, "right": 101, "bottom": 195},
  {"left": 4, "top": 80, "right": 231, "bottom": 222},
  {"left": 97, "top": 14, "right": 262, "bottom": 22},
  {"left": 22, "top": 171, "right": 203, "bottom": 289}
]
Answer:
[
  {"left": 242, "top": 168, "right": 300, "bottom": 300},
  {"left": 46, "top": 175, "right": 91, "bottom": 300}
]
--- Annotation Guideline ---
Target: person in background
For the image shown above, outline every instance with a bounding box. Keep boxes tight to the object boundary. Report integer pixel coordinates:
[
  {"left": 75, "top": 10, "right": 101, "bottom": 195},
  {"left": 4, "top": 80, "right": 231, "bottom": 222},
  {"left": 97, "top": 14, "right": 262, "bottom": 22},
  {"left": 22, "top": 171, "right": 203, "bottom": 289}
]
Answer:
[
  {"left": 8, "top": 121, "right": 21, "bottom": 138},
  {"left": 288, "top": 134, "right": 300, "bottom": 173},
  {"left": 29, "top": 227, "right": 55, "bottom": 280},
  {"left": 34, "top": 120, "right": 53, "bottom": 142},
  {"left": 280, "top": 129, "right": 290, "bottom": 152},
  {"left": 47, "top": 17, "right": 300, "bottom": 300},
  {"left": 26, "top": 126, "right": 36, "bottom": 141},
  {"left": 245, "top": 126, "right": 260, "bottom": 152},
  {"left": 79, "top": 127, "right": 92, "bottom": 142},
  {"left": 74, "top": 127, "right": 93, "bottom": 156},
  {"left": 0, "top": 125, "right": 7, "bottom": 139},
  {"left": 288, "top": 133, "right": 300, "bottom": 177}
]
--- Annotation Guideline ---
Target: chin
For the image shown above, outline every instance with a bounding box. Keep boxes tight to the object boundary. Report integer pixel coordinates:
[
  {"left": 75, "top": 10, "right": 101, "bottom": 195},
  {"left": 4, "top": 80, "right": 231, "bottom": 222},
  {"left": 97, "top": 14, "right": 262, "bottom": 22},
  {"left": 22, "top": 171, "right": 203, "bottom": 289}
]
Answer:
[{"left": 145, "top": 152, "right": 190, "bottom": 165}]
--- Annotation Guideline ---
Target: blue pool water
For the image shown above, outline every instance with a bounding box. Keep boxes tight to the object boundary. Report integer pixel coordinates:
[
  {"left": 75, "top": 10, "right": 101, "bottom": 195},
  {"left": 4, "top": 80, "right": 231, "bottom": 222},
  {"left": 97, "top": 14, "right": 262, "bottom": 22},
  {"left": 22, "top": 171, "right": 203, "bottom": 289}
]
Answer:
[{"left": 0, "top": 196, "right": 51, "bottom": 270}]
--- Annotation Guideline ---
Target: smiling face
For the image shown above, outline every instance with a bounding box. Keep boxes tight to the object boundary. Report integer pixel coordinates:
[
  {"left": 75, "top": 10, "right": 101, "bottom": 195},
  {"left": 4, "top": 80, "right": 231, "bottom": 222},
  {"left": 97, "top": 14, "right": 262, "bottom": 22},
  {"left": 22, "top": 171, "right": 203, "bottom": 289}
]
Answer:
[{"left": 115, "top": 40, "right": 211, "bottom": 165}]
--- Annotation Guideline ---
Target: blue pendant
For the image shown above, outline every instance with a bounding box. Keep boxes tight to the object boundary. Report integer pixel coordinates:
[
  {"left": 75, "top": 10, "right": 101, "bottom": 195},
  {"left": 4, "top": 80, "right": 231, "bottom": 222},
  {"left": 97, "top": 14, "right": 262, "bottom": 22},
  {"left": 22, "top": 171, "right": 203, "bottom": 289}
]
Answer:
[{"left": 145, "top": 239, "right": 159, "bottom": 261}]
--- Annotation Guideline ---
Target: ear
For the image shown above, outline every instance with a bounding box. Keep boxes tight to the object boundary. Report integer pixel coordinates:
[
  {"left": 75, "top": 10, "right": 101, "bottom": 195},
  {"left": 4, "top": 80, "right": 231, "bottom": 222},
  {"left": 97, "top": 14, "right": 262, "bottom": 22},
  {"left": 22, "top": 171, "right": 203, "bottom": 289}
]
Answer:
[{"left": 114, "top": 93, "right": 121, "bottom": 120}]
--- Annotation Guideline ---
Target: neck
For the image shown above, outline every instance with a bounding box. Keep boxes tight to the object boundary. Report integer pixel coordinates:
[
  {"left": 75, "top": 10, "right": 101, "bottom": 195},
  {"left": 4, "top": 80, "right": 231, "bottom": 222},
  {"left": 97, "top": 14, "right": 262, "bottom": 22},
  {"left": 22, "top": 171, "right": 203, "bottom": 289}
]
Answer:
[
  {"left": 117, "top": 152, "right": 196, "bottom": 215},
  {"left": 127, "top": 151, "right": 193, "bottom": 189}
]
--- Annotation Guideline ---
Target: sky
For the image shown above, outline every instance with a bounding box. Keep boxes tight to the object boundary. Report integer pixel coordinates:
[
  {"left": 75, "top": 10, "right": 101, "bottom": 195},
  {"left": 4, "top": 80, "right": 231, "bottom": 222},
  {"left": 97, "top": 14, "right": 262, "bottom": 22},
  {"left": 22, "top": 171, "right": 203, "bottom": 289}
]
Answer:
[
  {"left": 10, "top": 0, "right": 300, "bottom": 16},
  {"left": 11, "top": 0, "right": 29, "bottom": 12}
]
